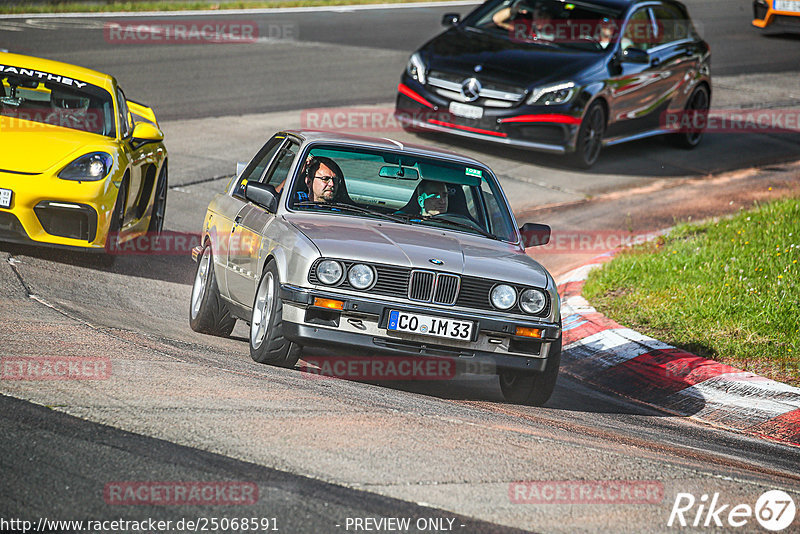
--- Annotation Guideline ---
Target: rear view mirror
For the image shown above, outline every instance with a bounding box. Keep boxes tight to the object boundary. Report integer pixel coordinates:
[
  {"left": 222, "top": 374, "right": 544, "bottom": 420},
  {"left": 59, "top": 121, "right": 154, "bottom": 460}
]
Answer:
[
  {"left": 442, "top": 13, "right": 460, "bottom": 27},
  {"left": 245, "top": 182, "right": 278, "bottom": 213},
  {"left": 379, "top": 165, "right": 420, "bottom": 180},
  {"left": 519, "top": 223, "right": 551, "bottom": 247}
]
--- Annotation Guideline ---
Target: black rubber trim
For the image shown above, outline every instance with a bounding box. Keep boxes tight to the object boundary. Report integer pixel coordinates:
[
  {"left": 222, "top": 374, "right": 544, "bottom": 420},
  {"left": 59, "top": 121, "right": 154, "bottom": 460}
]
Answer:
[
  {"left": 283, "top": 322, "right": 550, "bottom": 372},
  {"left": 280, "top": 284, "right": 561, "bottom": 341}
]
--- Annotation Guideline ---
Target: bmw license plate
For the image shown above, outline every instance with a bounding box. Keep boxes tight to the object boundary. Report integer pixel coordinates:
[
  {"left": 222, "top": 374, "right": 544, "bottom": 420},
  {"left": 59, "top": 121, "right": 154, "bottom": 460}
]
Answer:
[
  {"left": 387, "top": 310, "right": 473, "bottom": 340},
  {"left": 449, "top": 102, "right": 484, "bottom": 120},
  {"left": 0, "top": 189, "right": 11, "bottom": 209},
  {"left": 774, "top": 0, "right": 800, "bottom": 11}
]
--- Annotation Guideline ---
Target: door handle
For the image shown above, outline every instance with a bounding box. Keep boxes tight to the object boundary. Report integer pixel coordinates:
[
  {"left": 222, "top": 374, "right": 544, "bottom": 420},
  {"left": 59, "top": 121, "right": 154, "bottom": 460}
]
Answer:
[{"left": 234, "top": 214, "right": 243, "bottom": 224}]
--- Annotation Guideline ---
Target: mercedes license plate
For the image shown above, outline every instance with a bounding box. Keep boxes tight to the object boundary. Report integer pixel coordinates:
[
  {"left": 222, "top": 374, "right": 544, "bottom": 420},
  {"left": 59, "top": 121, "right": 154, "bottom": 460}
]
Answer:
[
  {"left": 387, "top": 310, "right": 473, "bottom": 340},
  {"left": 449, "top": 102, "right": 484, "bottom": 120},
  {"left": 0, "top": 189, "right": 11, "bottom": 209}
]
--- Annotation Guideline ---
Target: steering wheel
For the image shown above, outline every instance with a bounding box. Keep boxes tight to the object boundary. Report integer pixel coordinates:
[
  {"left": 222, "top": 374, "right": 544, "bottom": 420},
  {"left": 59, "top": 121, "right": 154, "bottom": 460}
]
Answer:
[{"left": 430, "top": 212, "right": 484, "bottom": 231}]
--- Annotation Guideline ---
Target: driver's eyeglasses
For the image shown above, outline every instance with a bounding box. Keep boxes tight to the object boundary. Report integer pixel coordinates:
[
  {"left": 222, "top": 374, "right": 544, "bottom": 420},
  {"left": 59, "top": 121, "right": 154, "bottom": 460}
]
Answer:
[
  {"left": 419, "top": 192, "right": 447, "bottom": 201},
  {"left": 314, "top": 175, "right": 336, "bottom": 183}
]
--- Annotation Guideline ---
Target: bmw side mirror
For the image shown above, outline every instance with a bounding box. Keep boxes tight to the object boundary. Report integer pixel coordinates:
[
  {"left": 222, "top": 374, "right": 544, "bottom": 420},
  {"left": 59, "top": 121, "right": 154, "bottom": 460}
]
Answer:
[
  {"left": 519, "top": 223, "right": 551, "bottom": 248},
  {"left": 236, "top": 162, "right": 247, "bottom": 177},
  {"left": 621, "top": 47, "right": 649, "bottom": 64},
  {"left": 245, "top": 182, "right": 278, "bottom": 213},
  {"left": 442, "top": 13, "right": 460, "bottom": 27}
]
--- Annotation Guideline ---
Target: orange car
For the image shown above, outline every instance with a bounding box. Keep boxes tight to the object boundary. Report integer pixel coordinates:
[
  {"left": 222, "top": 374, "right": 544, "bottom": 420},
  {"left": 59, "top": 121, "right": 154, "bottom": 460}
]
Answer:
[{"left": 753, "top": 0, "right": 800, "bottom": 31}]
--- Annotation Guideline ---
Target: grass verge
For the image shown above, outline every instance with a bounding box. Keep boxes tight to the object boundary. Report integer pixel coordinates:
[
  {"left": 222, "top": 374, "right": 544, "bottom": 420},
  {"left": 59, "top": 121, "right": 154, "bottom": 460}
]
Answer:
[
  {"left": 583, "top": 196, "right": 800, "bottom": 386},
  {"left": 0, "top": 0, "right": 462, "bottom": 15}
]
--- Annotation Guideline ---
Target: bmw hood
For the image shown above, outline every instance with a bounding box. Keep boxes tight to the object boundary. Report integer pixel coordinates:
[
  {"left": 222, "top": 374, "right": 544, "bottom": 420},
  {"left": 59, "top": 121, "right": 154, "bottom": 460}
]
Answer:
[
  {"left": 287, "top": 213, "right": 550, "bottom": 289},
  {"left": 420, "top": 27, "right": 600, "bottom": 89}
]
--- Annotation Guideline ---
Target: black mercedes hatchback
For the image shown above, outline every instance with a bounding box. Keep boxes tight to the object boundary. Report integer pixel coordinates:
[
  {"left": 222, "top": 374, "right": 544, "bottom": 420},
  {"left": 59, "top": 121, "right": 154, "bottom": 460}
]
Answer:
[{"left": 395, "top": 0, "right": 711, "bottom": 167}]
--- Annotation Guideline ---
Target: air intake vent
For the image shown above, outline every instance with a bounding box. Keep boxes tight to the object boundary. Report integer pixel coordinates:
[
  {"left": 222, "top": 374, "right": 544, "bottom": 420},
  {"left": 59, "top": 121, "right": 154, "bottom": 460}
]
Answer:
[
  {"left": 434, "top": 273, "right": 460, "bottom": 305},
  {"left": 408, "top": 270, "right": 435, "bottom": 301}
]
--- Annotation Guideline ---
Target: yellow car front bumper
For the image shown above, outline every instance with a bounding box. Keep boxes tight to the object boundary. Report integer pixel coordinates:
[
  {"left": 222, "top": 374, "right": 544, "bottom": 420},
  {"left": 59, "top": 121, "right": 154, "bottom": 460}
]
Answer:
[{"left": 0, "top": 169, "right": 119, "bottom": 250}]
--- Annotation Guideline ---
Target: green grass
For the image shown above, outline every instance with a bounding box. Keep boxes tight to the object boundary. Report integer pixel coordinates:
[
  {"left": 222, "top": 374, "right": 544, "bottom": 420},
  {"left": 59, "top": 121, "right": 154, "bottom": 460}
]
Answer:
[
  {"left": 0, "top": 0, "right": 458, "bottom": 14},
  {"left": 583, "top": 196, "right": 800, "bottom": 386}
]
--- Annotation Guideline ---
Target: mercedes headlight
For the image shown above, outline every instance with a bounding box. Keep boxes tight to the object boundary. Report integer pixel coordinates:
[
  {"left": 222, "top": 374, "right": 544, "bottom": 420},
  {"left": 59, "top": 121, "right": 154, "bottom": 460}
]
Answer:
[
  {"left": 490, "top": 284, "right": 517, "bottom": 310},
  {"left": 526, "top": 81, "right": 576, "bottom": 106},
  {"left": 58, "top": 152, "right": 113, "bottom": 181},
  {"left": 316, "top": 260, "right": 343, "bottom": 285},
  {"left": 520, "top": 288, "right": 547, "bottom": 315},
  {"left": 348, "top": 264, "right": 375, "bottom": 290},
  {"left": 406, "top": 52, "right": 428, "bottom": 85}
]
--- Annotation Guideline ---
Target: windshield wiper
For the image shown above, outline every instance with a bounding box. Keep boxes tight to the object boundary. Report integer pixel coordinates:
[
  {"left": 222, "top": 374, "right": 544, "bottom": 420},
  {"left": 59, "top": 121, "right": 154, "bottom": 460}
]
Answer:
[
  {"left": 418, "top": 215, "right": 501, "bottom": 241},
  {"left": 295, "top": 201, "right": 408, "bottom": 224}
]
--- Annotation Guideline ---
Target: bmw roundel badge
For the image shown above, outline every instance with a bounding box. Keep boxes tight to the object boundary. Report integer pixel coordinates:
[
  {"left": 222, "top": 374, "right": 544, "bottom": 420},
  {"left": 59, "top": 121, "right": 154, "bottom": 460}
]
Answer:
[{"left": 428, "top": 258, "right": 444, "bottom": 265}]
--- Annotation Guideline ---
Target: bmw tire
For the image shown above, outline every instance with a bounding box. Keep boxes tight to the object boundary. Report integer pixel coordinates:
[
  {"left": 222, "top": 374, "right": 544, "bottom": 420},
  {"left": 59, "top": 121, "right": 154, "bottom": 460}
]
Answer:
[
  {"left": 249, "top": 260, "right": 301, "bottom": 368},
  {"left": 189, "top": 243, "right": 236, "bottom": 337}
]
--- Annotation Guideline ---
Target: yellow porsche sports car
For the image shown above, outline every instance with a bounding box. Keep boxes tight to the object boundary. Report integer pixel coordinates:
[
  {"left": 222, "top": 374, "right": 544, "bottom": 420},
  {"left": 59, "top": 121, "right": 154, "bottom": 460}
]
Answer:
[
  {"left": 0, "top": 52, "right": 167, "bottom": 252},
  {"left": 753, "top": 0, "right": 800, "bottom": 31}
]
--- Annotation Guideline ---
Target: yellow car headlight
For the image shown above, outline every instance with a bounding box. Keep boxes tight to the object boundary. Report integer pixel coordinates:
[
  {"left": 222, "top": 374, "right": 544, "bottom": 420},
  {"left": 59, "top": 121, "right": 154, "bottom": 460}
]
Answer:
[{"left": 59, "top": 152, "right": 112, "bottom": 181}]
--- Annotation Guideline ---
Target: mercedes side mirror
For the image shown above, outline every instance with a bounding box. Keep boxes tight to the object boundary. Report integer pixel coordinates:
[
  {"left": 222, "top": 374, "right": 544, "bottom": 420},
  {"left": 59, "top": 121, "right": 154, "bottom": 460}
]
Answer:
[
  {"left": 621, "top": 47, "right": 649, "bottom": 64},
  {"left": 245, "top": 182, "right": 278, "bottom": 213},
  {"left": 519, "top": 223, "right": 551, "bottom": 248}
]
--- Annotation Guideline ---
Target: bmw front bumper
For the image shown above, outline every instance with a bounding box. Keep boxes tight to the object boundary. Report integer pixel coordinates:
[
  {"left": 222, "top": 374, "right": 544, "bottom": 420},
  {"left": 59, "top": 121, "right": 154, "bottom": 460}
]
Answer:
[{"left": 280, "top": 284, "right": 562, "bottom": 373}]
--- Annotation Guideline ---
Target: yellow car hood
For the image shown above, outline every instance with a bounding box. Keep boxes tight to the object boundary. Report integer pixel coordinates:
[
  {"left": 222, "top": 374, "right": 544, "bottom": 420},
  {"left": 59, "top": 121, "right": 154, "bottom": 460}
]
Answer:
[{"left": 0, "top": 117, "right": 110, "bottom": 174}]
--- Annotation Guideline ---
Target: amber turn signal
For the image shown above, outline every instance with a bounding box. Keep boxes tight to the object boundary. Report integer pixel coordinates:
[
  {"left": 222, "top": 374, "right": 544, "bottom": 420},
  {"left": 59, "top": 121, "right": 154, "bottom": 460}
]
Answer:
[
  {"left": 515, "top": 326, "right": 543, "bottom": 338},
  {"left": 313, "top": 297, "right": 344, "bottom": 310}
]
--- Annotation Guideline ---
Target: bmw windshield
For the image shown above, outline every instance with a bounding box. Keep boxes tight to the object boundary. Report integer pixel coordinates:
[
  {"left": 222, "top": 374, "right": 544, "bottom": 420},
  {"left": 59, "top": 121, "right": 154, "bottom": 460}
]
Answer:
[{"left": 288, "top": 144, "right": 518, "bottom": 243}]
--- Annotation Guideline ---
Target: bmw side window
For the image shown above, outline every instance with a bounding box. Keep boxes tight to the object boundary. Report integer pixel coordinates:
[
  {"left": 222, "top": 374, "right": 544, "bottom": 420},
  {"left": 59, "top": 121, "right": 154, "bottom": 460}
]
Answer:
[
  {"left": 232, "top": 136, "right": 284, "bottom": 199},
  {"left": 263, "top": 142, "right": 299, "bottom": 190},
  {"left": 116, "top": 88, "right": 131, "bottom": 138}
]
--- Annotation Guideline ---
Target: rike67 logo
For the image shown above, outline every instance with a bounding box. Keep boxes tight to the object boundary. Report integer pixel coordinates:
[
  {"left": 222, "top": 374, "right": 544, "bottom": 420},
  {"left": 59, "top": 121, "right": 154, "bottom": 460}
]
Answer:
[{"left": 668, "top": 490, "right": 796, "bottom": 531}]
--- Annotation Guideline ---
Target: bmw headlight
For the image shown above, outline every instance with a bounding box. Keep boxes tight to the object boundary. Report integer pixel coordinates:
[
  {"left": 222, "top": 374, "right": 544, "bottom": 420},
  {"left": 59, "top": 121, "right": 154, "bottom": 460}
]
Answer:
[
  {"left": 526, "top": 81, "right": 576, "bottom": 106},
  {"left": 316, "top": 260, "right": 343, "bottom": 285},
  {"left": 490, "top": 284, "right": 517, "bottom": 310},
  {"left": 348, "top": 264, "right": 375, "bottom": 290},
  {"left": 406, "top": 52, "right": 428, "bottom": 85},
  {"left": 58, "top": 152, "right": 113, "bottom": 181},
  {"left": 520, "top": 288, "right": 547, "bottom": 315}
]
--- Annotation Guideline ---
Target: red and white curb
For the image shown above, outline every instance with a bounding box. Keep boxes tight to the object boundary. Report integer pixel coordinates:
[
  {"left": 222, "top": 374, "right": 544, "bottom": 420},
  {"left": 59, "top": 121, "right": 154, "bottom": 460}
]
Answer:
[{"left": 557, "top": 253, "right": 800, "bottom": 448}]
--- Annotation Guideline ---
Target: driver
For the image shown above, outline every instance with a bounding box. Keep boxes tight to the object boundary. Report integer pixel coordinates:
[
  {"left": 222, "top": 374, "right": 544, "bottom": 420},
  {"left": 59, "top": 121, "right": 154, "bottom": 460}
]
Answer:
[
  {"left": 493, "top": 0, "right": 555, "bottom": 40},
  {"left": 49, "top": 88, "right": 91, "bottom": 130},
  {"left": 418, "top": 180, "right": 449, "bottom": 217},
  {"left": 300, "top": 156, "right": 344, "bottom": 203}
]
